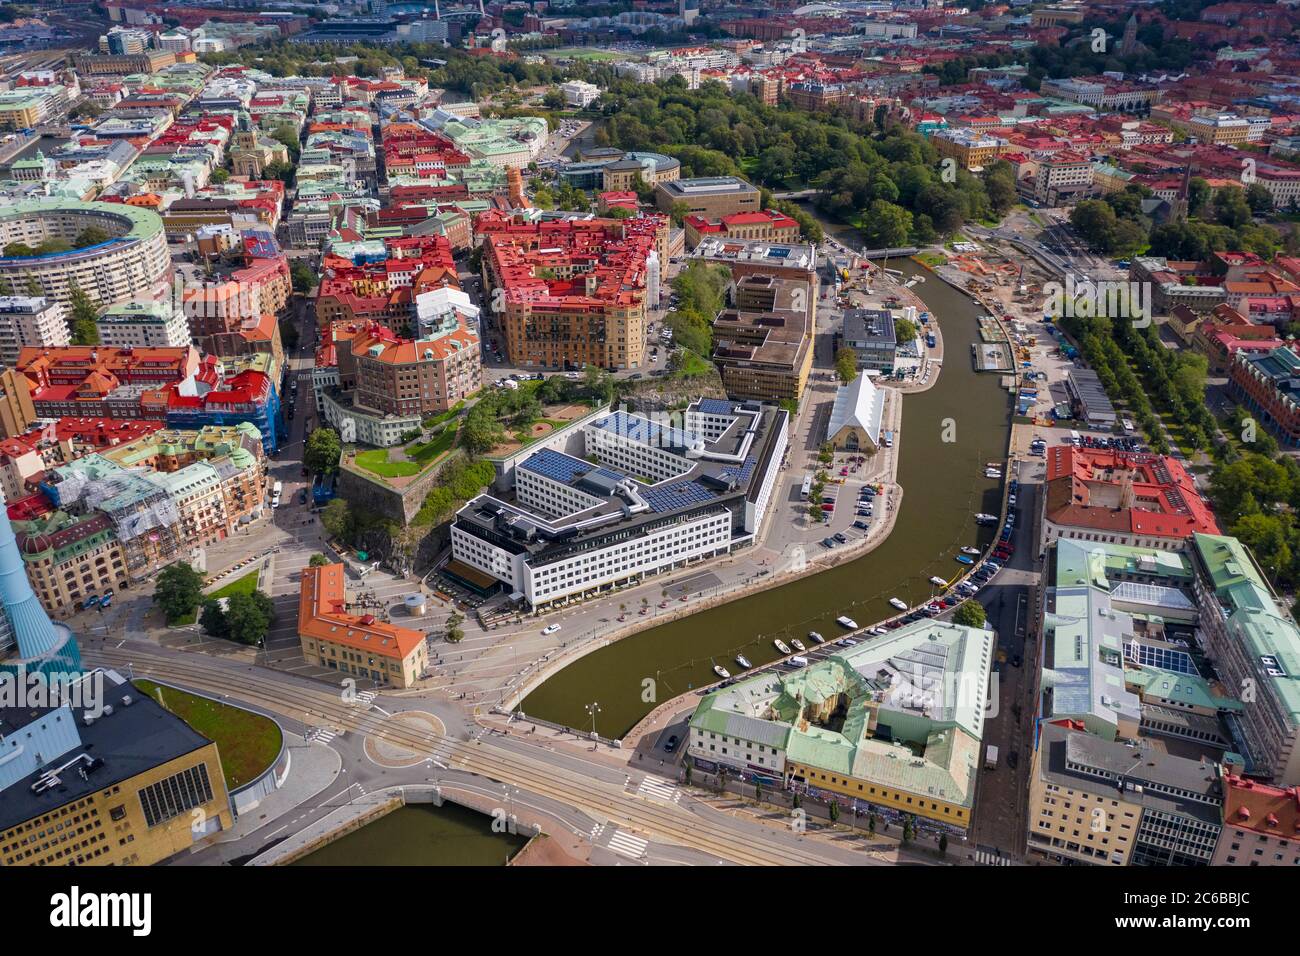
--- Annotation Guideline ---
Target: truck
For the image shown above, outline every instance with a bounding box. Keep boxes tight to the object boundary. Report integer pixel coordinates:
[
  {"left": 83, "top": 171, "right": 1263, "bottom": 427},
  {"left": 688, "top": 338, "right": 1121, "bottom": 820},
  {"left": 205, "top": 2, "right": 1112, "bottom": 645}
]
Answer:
[{"left": 985, "top": 744, "right": 999, "bottom": 770}]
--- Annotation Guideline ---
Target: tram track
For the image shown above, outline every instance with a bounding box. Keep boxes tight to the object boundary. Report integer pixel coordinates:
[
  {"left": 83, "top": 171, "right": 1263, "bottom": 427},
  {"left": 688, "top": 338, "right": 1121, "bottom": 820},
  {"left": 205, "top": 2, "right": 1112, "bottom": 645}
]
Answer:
[{"left": 86, "top": 645, "right": 855, "bottom": 867}]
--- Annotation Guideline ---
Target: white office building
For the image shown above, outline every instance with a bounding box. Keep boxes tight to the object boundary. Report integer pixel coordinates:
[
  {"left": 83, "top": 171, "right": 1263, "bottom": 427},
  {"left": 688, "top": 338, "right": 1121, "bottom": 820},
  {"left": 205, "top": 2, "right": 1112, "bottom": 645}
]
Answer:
[
  {"left": 95, "top": 300, "right": 193, "bottom": 349},
  {"left": 449, "top": 400, "right": 787, "bottom": 610},
  {"left": 0, "top": 295, "right": 69, "bottom": 370}
]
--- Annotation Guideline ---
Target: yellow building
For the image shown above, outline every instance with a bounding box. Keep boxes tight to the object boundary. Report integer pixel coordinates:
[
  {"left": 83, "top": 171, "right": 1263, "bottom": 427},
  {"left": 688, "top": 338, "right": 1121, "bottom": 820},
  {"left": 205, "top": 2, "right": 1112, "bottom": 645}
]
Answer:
[
  {"left": 932, "top": 128, "right": 1006, "bottom": 171},
  {"left": 0, "top": 672, "right": 234, "bottom": 867}
]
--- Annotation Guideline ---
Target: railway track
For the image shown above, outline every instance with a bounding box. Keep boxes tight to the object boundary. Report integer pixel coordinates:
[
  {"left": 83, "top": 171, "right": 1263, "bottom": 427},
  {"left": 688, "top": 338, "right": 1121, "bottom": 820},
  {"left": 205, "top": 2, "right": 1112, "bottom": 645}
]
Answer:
[{"left": 86, "top": 645, "right": 856, "bottom": 867}]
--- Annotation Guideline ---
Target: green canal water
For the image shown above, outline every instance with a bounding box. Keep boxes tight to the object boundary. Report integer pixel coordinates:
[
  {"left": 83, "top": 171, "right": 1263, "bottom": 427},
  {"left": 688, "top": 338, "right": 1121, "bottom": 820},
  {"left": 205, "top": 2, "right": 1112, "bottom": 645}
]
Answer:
[
  {"left": 521, "top": 256, "right": 1014, "bottom": 738},
  {"left": 290, "top": 802, "right": 527, "bottom": 866}
]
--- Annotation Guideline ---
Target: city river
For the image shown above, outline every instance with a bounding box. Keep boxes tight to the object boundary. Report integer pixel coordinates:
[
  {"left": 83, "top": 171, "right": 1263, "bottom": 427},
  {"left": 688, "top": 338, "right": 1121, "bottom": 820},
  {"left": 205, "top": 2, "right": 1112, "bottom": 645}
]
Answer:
[{"left": 521, "top": 250, "right": 1013, "bottom": 739}]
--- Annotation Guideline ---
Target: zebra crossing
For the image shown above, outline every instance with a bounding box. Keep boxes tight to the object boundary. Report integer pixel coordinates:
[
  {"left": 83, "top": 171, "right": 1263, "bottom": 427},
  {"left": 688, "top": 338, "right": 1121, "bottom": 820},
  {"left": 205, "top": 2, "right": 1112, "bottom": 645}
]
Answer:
[
  {"left": 305, "top": 727, "right": 339, "bottom": 745},
  {"left": 974, "top": 847, "right": 1012, "bottom": 866},
  {"left": 350, "top": 690, "right": 378, "bottom": 706},
  {"left": 636, "top": 776, "right": 681, "bottom": 804},
  {"left": 605, "top": 829, "right": 649, "bottom": 860}
]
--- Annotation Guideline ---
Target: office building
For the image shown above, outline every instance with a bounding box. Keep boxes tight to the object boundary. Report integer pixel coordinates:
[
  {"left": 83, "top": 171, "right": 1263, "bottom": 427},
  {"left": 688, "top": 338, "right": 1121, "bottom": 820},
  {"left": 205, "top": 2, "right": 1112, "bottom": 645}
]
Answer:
[{"left": 0, "top": 297, "right": 69, "bottom": 371}]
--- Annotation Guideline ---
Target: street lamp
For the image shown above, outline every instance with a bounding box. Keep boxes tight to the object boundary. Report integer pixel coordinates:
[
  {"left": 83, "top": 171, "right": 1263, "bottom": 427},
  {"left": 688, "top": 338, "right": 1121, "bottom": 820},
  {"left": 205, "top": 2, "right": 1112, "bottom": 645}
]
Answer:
[{"left": 586, "top": 701, "right": 600, "bottom": 743}]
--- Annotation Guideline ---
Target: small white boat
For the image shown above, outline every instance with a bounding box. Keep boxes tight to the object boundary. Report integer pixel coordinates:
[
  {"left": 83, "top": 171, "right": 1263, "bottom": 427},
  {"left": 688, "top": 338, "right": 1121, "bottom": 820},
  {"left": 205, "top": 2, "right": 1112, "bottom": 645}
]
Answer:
[
  {"left": 791, "top": 638, "right": 807, "bottom": 653},
  {"left": 975, "top": 513, "right": 998, "bottom": 524},
  {"left": 929, "top": 576, "right": 947, "bottom": 587},
  {"left": 961, "top": 546, "right": 981, "bottom": 555},
  {"left": 985, "top": 470, "right": 1003, "bottom": 479},
  {"left": 713, "top": 664, "right": 731, "bottom": 680},
  {"left": 889, "top": 598, "right": 908, "bottom": 611},
  {"left": 774, "top": 639, "right": 792, "bottom": 655},
  {"left": 837, "top": 615, "right": 858, "bottom": 629},
  {"left": 735, "top": 655, "right": 752, "bottom": 669},
  {"left": 808, "top": 631, "right": 825, "bottom": 644}
]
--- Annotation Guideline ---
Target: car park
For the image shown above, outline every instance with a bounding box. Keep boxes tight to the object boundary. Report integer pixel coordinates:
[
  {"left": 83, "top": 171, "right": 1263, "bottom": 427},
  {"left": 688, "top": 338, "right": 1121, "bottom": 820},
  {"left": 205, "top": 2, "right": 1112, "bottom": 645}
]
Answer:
[{"left": 853, "top": 520, "right": 870, "bottom": 530}]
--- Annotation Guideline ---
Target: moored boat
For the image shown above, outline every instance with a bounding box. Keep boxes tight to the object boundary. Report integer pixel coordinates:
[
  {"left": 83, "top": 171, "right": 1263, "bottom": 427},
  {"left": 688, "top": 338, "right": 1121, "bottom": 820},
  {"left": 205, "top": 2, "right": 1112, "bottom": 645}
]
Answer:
[
  {"left": 735, "top": 655, "right": 752, "bottom": 670},
  {"left": 889, "top": 598, "right": 908, "bottom": 611},
  {"left": 713, "top": 664, "right": 731, "bottom": 679},
  {"left": 837, "top": 615, "right": 858, "bottom": 629},
  {"left": 774, "top": 639, "right": 792, "bottom": 655}
]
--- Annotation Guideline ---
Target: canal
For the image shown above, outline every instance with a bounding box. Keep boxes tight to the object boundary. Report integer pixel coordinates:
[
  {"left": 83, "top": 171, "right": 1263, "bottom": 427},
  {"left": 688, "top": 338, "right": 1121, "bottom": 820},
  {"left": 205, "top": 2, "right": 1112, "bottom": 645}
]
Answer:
[
  {"left": 290, "top": 802, "right": 527, "bottom": 866},
  {"left": 521, "top": 237, "right": 1013, "bottom": 739}
]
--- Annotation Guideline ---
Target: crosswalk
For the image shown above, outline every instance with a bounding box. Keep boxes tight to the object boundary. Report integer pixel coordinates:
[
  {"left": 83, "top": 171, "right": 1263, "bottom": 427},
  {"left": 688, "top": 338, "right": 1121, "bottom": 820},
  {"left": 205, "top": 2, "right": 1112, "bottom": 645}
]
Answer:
[
  {"left": 974, "top": 847, "right": 1012, "bottom": 866},
  {"left": 606, "top": 829, "right": 649, "bottom": 860},
  {"left": 305, "top": 727, "right": 338, "bottom": 745},
  {"left": 351, "top": 690, "right": 378, "bottom": 706},
  {"left": 636, "top": 776, "right": 681, "bottom": 804}
]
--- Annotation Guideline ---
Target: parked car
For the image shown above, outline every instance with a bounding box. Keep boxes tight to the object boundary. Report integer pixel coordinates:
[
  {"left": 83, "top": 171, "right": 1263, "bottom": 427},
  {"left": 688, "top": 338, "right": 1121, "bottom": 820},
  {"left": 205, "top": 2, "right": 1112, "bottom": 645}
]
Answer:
[{"left": 664, "top": 735, "right": 678, "bottom": 753}]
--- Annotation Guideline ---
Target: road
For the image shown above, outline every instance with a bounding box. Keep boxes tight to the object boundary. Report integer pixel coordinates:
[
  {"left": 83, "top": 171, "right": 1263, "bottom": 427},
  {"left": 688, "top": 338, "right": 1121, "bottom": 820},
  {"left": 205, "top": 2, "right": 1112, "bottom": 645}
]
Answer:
[{"left": 83, "top": 639, "right": 889, "bottom": 866}]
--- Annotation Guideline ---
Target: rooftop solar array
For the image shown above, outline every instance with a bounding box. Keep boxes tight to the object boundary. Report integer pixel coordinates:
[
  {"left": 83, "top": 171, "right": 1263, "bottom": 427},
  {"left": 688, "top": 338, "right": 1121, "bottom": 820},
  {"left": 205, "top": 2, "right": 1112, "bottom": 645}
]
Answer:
[
  {"left": 722, "top": 456, "right": 757, "bottom": 484},
  {"left": 593, "top": 411, "right": 694, "bottom": 450},
  {"left": 695, "top": 398, "right": 735, "bottom": 415},
  {"left": 1123, "top": 641, "right": 1200, "bottom": 676},
  {"left": 643, "top": 479, "right": 719, "bottom": 513},
  {"left": 521, "top": 448, "right": 590, "bottom": 484}
]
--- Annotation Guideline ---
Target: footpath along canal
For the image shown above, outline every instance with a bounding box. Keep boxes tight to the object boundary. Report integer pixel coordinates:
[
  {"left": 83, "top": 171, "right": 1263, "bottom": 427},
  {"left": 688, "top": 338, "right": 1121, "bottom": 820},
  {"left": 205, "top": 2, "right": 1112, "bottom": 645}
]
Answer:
[{"left": 521, "top": 257, "right": 1014, "bottom": 738}]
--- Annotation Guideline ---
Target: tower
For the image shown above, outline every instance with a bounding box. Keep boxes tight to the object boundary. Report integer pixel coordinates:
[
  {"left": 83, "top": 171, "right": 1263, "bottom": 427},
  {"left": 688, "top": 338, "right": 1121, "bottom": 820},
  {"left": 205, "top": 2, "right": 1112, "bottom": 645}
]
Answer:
[
  {"left": 1119, "top": 15, "right": 1139, "bottom": 57},
  {"left": 0, "top": 488, "right": 82, "bottom": 678}
]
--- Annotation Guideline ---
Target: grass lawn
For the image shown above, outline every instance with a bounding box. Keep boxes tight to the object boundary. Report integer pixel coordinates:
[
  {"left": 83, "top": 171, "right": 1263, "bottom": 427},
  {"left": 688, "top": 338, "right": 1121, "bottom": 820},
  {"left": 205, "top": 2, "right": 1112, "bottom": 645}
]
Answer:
[
  {"left": 209, "top": 569, "right": 260, "bottom": 601},
  {"left": 670, "top": 349, "right": 714, "bottom": 379},
  {"left": 915, "top": 251, "right": 947, "bottom": 268},
  {"left": 355, "top": 448, "right": 421, "bottom": 478},
  {"left": 133, "top": 679, "right": 282, "bottom": 789},
  {"left": 404, "top": 427, "right": 456, "bottom": 467}
]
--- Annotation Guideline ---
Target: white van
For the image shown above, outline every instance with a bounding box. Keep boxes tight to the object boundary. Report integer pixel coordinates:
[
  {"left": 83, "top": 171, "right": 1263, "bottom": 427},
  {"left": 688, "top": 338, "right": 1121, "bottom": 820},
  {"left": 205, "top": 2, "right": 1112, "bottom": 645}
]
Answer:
[
  {"left": 271, "top": 480, "right": 282, "bottom": 508},
  {"left": 1069, "top": 429, "right": 1082, "bottom": 445}
]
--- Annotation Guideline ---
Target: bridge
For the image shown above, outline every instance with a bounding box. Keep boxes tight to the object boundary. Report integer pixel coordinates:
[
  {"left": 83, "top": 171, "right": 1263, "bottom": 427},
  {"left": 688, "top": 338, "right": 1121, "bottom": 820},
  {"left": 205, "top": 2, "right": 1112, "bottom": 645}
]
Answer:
[
  {"left": 771, "top": 189, "right": 820, "bottom": 200},
  {"left": 860, "top": 246, "right": 919, "bottom": 258}
]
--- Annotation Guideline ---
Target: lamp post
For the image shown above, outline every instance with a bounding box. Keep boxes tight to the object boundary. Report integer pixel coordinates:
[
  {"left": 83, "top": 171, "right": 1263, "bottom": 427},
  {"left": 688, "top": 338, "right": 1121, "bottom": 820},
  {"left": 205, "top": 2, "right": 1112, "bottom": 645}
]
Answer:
[{"left": 586, "top": 701, "right": 601, "bottom": 748}]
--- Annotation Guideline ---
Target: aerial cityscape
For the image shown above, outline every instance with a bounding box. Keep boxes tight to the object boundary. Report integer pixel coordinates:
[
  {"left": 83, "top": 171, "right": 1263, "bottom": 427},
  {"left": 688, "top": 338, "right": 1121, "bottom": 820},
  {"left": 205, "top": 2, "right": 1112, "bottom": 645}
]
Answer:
[{"left": 0, "top": 0, "right": 1292, "bottom": 907}]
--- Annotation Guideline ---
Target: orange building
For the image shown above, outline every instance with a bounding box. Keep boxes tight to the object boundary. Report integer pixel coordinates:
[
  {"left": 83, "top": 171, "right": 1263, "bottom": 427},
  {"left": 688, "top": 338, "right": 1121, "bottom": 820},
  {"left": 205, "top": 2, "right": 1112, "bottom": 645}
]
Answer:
[{"left": 297, "top": 563, "right": 428, "bottom": 688}]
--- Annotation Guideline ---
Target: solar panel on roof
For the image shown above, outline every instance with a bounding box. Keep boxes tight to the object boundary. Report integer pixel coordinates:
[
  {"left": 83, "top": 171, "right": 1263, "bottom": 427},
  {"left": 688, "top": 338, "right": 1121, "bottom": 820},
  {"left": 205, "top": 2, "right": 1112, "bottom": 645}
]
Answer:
[
  {"left": 1123, "top": 642, "right": 1200, "bottom": 676},
  {"left": 521, "top": 448, "right": 589, "bottom": 484}
]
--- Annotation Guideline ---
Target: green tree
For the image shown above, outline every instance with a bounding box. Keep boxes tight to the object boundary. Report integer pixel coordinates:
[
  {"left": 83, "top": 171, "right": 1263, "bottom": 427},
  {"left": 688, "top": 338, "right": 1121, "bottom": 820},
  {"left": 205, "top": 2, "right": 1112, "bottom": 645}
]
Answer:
[
  {"left": 320, "top": 497, "right": 352, "bottom": 541},
  {"left": 73, "top": 226, "right": 111, "bottom": 249},
  {"left": 862, "top": 199, "right": 912, "bottom": 248},
  {"left": 304, "top": 427, "right": 342, "bottom": 476},
  {"left": 290, "top": 259, "right": 315, "bottom": 294},
  {"left": 210, "top": 168, "right": 231, "bottom": 185},
  {"left": 309, "top": 553, "right": 331, "bottom": 567},
  {"left": 445, "top": 610, "right": 465, "bottom": 643},
  {"left": 835, "top": 346, "right": 858, "bottom": 384},
  {"left": 953, "top": 600, "right": 987, "bottom": 628},
  {"left": 199, "top": 599, "right": 228, "bottom": 639},
  {"left": 543, "top": 88, "right": 565, "bottom": 110},
  {"left": 67, "top": 280, "right": 100, "bottom": 346},
  {"left": 828, "top": 800, "right": 840, "bottom": 823},
  {"left": 153, "top": 563, "right": 206, "bottom": 624},
  {"left": 894, "top": 317, "right": 919, "bottom": 344},
  {"left": 669, "top": 200, "right": 691, "bottom": 227},
  {"left": 224, "top": 590, "right": 272, "bottom": 645}
]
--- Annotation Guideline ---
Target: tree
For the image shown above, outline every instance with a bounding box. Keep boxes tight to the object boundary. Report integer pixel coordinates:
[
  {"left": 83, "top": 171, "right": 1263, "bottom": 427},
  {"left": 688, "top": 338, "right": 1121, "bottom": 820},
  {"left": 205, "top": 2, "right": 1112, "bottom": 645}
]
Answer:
[
  {"left": 953, "top": 600, "right": 987, "bottom": 628},
  {"left": 445, "top": 610, "right": 465, "bottom": 643},
  {"left": 862, "top": 199, "right": 912, "bottom": 248},
  {"left": 290, "top": 259, "right": 315, "bottom": 294},
  {"left": 73, "top": 226, "right": 111, "bottom": 249},
  {"left": 542, "top": 88, "right": 565, "bottom": 110},
  {"left": 67, "top": 280, "right": 100, "bottom": 346},
  {"left": 309, "top": 553, "right": 331, "bottom": 567},
  {"left": 894, "top": 317, "right": 918, "bottom": 344},
  {"left": 938, "top": 833, "right": 948, "bottom": 855},
  {"left": 669, "top": 200, "right": 691, "bottom": 227},
  {"left": 320, "top": 498, "right": 351, "bottom": 541},
  {"left": 199, "top": 599, "right": 228, "bottom": 639},
  {"left": 210, "top": 168, "right": 230, "bottom": 185},
  {"left": 153, "top": 563, "right": 205, "bottom": 624},
  {"left": 224, "top": 590, "right": 272, "bottom": 645},
  {"left": 835, "top": 346, "right": 858, "bottom": 384},
  {"left": 828, "top": 800, "right": 840, "bottom": 823},
  {"left": 304, "top": 427, "right": 342, "bottom": 476}
]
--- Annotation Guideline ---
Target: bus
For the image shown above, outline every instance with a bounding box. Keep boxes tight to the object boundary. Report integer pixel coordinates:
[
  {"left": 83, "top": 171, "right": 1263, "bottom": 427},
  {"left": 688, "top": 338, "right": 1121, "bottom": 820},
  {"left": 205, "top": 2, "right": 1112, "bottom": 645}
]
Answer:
[{"left": 800, "top": 474, "right": 812, "bottom": 500}]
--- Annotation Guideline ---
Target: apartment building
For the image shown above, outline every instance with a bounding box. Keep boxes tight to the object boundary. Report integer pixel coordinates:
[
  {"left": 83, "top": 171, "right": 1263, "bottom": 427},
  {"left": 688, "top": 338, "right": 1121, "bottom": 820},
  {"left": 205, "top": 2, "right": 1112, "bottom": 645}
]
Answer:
[
  {"left": 932, "top": 127, "right": 1007, "bottom": 172},
  {"left": 0, "top": 369, "right": 36, "bottom": 439},
  {"left": 1213, "top": 769, "right": 1300, "bottom": 865},
  {"left": 96, "top": 301, "right": 193, "bottom": 349},
  {"left": 711, "top": 274, "right": 814, "bottom": 402},
  {"left": 479, "top": 212, "right": 661, "bottom": 371},
  {"left": 1028, "top": 721, "right": 1223, "bottom": 866},
  {"left": 0, "top": 297, "right": 70, "bottom": 371}
]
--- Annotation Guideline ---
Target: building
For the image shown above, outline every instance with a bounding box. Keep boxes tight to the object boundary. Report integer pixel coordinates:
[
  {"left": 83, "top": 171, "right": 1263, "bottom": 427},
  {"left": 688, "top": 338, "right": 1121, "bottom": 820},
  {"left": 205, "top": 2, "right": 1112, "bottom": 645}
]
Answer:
[
  {"left": 0, "top": 669, "right": 233, "bottom": 867},
  {"left": 1230, "top": 346, "right": 1300, "bottom": 447},
  {"left": 297, "top": 562, "right": 428, "bottom": 688},
  {"left": 1027, "top": 720, "right": 1223, "bottom": 866},
  {"left": 840, "top": 308, "right": 899, "bottom": 373},
  {"left": 1191, "top": 532, "right": 1300, "bottom": 786},
  {"left": 654, "top": 177, "right": 760, "bottom": 219},
  {"left": 0, "top": 201, "right": 170, "bottom": 309},
  {"left": 1064, "top": 368, "right": 1117, "bottom": 427},
  {"left": 18, "top": 345, "right": 201, "bottom": 420},
  {"left": 0, "top": 297, "right": 69, "bottom": 371},
  {"left": 688, "top": 620, "right": 995, "bottom": 832},
  {"left": 72, "top": 50, "right": 177, "bottom": 77},
  {"left": 479, "top": 212, "right": 659, "bottom": 371},
  {"left": 560, "top": 80, "right": 601, "bottom": 107},
  {"left": 932, "top": 128, "right": 1006, "bottom": 172},
  {"left": 450, "top": 401, "right": 787, "bottom": 611},
  {"left": 96, "top": 300, "right": 193, "bottom": 349},
  {"left": 825, "top": 373, "right": 886, "bottom": 453},
  {"left": 1034, "top": 150, "right": 1094, "bottom": 206},
  {"left": 1040, "top": 446, "right": 1219, "bottom": 552},
  {"left": 690, "top": 237, "right": 817, "bottom": 287},
  {"left": 710, "top": 274, "right": 814, "bottom": 402},
  {"left": 0, "top": 370, "right": 36, "bottom": 440},
  {"left": 1213, "top": 769, "right": 1300, "bottom": 865},
  {"left": 683, "top": 209, "right": 800, "bottom": 250}
]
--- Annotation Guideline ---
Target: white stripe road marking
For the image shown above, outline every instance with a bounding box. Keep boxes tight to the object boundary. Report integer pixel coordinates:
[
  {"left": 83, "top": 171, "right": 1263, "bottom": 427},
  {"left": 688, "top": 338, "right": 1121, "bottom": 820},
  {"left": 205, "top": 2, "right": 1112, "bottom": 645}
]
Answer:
[
  {"left": 636, "top": 777, "right": 680, "bottom": 803},
  {"left": 974, "top": 850, "right": 1011, "bottom": 866},
  {"left": 606, "top": 829, "right": 649, "bottom": 859}
]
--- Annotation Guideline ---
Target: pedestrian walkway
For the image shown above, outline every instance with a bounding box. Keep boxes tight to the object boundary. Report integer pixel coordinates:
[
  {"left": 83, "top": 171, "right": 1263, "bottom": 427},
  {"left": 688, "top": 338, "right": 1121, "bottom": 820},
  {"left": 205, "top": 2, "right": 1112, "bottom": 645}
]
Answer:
[
  {"left": 305, "top": 727, "right": 339, "bottom": 745},
  {"left": 635, "top": 776, "right": 680, "bottom": 804},
  {"left": 603, "top": 828, "right": 649, "bottom": 860},
  {"left": 973, "top": 846, "right": 1012, "bottom": 866}
]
